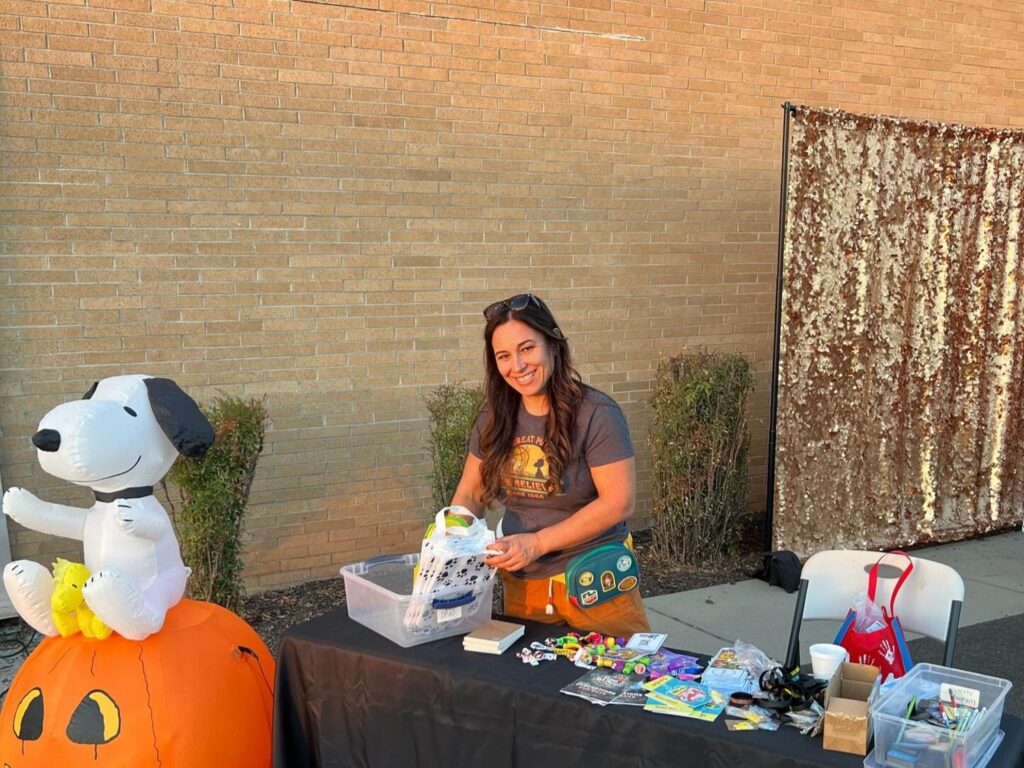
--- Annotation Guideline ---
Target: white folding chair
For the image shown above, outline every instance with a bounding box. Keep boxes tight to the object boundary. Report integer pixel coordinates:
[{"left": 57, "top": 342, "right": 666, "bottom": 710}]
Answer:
[{"left": 784, "top": 550, "right": 965, "bottom": 669}]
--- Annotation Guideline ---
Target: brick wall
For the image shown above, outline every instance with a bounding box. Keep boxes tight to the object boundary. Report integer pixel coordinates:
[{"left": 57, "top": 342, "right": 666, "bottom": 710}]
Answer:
[{"left": 3, "top": 0, "right": 1024, "bottom": 591}]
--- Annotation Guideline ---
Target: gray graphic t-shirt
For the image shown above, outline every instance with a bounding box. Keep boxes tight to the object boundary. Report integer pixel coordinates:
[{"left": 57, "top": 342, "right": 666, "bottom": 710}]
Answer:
[{"left": 469, "top": 386, "right": 634, "bottom": 578}]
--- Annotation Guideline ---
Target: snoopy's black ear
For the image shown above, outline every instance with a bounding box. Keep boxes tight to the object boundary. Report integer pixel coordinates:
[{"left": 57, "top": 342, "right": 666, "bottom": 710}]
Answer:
[
  {"left": 82, "top": 381, "right": 99, "bottom": 400},
  {"left": 143, "top": 378, "right": 215, "bottom": 458}
]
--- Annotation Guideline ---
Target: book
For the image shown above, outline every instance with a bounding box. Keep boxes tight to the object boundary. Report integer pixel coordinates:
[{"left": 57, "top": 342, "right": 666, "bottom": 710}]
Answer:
[
  {"left": 608, "top": 679, "right": 650, "bottom": 706},
  {"left": 642, "top": 676, "right": 727, "bottom": 722},
  {"left": 461, "top": 619, "right": 525, "bottom": 654},
  {"left": 560, "top": 668, "right": 645, "bottom": 706},
  {"left": 644, "top": 697, "right": 726, "bottom": 721},
  {"left": 462, "top": 637, "right": 522, "bottom": 654}
]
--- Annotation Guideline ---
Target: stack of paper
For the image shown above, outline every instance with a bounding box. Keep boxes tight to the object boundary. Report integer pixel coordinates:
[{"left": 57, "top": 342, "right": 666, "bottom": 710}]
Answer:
[{"left": 462, "top": 619, "right": 525, "bottom": 654}]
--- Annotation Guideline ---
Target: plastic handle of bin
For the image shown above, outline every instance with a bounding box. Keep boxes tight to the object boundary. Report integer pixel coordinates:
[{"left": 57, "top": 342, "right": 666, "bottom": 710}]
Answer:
[
  {"left": 431, "top": 591, "right": 475, "bottom": 610},
  {"left": 362, "top": 554, "right": 409, "bottom": 569}
]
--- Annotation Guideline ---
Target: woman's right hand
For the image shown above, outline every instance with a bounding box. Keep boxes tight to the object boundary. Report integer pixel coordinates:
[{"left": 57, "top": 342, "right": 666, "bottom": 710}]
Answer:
[{"left": 484, "top": 532, "right": 544, "bottom": 572}]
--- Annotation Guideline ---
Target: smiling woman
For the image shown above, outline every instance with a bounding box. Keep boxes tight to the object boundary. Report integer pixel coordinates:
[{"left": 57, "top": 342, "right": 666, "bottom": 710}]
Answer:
[
  {"left": 491, "top": 319, "right": 555, "bottom": 413},
  {"left": 447, "top": 294, "right": 651, "bottom": 636}
]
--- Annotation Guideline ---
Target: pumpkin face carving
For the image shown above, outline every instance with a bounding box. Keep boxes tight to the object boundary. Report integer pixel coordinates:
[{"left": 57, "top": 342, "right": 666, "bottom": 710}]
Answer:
[{"left": 0, "top": 599, "right": 274, "bottom": 767}]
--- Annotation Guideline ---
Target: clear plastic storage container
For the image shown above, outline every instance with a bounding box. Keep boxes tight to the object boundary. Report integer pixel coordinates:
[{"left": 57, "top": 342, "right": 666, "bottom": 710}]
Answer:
[
  {"left": 340, "top": 553, "right": 495, "bottom": 648},
  {"left": 866, "top": 663, "right": 1011, "bottom": 768}
]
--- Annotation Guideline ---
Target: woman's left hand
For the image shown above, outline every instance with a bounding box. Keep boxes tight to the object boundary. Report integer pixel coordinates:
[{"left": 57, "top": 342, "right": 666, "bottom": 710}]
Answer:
[{"left": 484, "top": 533, "right": 544, "bottom": 572}]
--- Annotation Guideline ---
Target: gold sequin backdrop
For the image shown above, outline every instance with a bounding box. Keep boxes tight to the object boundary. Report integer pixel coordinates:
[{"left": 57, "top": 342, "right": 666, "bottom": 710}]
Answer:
[{"left": 774, "top": 106, "right": 1024, "bottom": 556}]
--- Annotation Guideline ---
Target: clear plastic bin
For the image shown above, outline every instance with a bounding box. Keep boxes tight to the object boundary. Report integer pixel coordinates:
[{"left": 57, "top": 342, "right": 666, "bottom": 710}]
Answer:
[
  {"left": 340, "top": 553, "right": 495, "bottom": 648},
  {"left": 867, "top": 663, "right": 1011, "bottom": 768}
]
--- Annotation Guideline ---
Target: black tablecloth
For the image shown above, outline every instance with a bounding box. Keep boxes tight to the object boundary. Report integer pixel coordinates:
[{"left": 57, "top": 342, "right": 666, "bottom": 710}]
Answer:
[{"left": 273, "top": 610, "right": 1024, "bottom": 768}]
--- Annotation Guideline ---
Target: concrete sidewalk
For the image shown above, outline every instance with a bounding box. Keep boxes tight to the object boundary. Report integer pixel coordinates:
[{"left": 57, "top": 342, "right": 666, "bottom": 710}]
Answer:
[{"left": 644, "top": 529, "right": 1024, "bottom": 717}]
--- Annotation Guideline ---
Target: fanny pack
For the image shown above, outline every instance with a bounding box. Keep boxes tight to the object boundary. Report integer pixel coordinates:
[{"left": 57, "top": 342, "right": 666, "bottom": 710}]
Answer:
[{"left": 564, "top": 541, "right": 640, "bottom": 609}]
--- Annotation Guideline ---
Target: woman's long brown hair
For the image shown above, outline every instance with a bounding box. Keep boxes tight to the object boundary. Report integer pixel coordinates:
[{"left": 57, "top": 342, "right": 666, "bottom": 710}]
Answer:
[{"left": 478, "top": 296, "right": 583, "bottom": 505}]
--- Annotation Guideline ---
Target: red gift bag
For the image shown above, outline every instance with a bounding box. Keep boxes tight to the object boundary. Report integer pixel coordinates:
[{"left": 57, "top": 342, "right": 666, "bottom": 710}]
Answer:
[{"left": 834, "top": 551, "right": 914, "bottom": 679}]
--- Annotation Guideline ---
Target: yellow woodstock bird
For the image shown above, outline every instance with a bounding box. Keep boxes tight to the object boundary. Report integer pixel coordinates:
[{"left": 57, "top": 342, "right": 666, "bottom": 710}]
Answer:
[{"left": 50, "top": 558, "right": 112, "bottom": 640}]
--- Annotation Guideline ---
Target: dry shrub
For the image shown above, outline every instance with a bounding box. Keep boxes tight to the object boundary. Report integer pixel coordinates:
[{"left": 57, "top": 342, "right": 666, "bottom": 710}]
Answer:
[{"left": 649, "top": 350, "right": 753, "bottom": 566}]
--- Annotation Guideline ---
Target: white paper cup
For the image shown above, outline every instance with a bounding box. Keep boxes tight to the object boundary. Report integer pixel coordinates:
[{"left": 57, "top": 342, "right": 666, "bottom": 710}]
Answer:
[{"left": 809, "top": 643, "right": 848, "bottom": 680}]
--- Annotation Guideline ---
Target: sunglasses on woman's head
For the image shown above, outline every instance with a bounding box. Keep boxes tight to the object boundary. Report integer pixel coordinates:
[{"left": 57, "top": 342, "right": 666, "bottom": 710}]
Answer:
[{"left": 482, "top": 293, "right": 542, "bottom": 319}]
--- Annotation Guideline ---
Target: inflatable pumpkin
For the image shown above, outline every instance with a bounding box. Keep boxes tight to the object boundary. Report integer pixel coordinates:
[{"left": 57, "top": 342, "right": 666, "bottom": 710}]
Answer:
[{"left": 0, "top": 599, "right": 274, "bottom": 767}]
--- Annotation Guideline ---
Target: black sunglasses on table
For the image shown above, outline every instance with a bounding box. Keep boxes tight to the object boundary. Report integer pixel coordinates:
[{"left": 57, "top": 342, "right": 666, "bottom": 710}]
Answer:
[{"left": 482, "top": 293, "right": 542, "bottom": 319}]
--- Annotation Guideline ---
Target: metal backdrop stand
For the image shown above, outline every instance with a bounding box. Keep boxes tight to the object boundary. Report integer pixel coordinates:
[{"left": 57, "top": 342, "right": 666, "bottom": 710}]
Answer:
[{"left": 763, "top": 102, "right": 794, "bottom": 554}]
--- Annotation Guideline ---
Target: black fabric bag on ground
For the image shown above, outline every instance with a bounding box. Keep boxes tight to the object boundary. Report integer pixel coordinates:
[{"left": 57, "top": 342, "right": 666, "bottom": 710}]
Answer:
[{"left": 762, "top": 551, "right": 801, "bottom": 593}]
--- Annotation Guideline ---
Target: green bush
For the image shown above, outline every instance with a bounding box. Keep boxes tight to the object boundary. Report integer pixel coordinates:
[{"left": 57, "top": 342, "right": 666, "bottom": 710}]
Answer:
[
  {"left": 649, "top": 350, "right": 754, "bottom": 565},
  {"left": 424, "top": 382, "right": 484, "bottom": 511},
  {"left": 164, "top": 394, "right": 268, "bottom": 612}
]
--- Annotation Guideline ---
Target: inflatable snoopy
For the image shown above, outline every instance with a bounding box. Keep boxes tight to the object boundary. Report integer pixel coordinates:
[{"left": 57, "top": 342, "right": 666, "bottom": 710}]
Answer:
[{"left": 2, "top": 375, "right": 214, "bottom": 640}]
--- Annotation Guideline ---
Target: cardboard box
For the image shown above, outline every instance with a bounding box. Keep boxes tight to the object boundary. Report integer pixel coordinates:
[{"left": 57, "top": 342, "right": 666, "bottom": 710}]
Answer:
[{"left": 822, "top": 662, "right": 881, "bottom": 756}]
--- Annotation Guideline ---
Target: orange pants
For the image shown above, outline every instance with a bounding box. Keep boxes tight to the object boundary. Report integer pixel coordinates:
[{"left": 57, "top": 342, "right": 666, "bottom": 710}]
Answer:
[{"left": 501, "top": 571, "right": 651, "bottom": 637}]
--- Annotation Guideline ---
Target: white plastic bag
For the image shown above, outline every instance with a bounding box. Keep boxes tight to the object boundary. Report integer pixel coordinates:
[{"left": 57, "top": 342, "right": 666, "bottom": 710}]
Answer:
[
  {"left": 850, "top": 589, "right": 886, "bottom": 633},
  {"left": 732, "top": 638, "right": 780, "bottom": 681},
  {"left": 403, "top": 507, "right": 496, "bottom": 632},
  {"left": 412, "top": 507, "right": 495, "bottom": 593}
]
